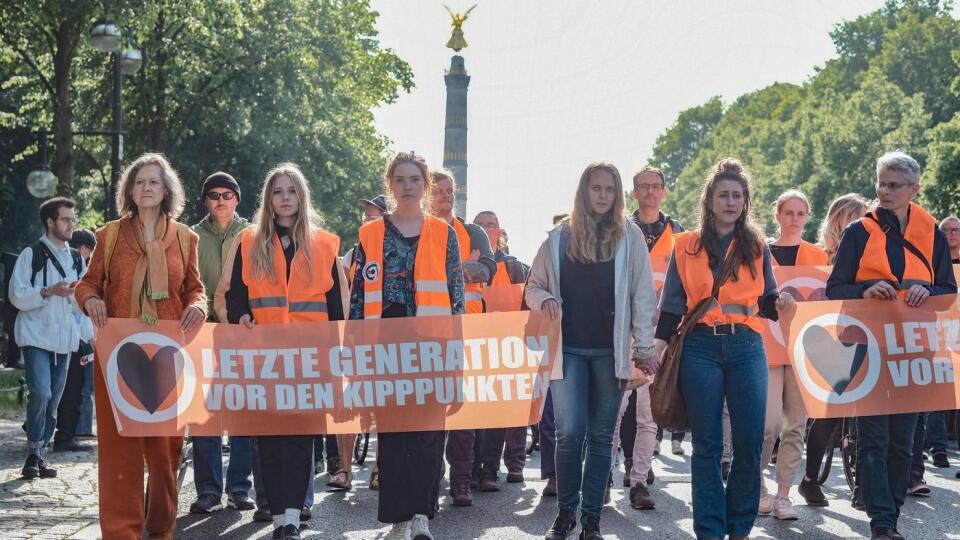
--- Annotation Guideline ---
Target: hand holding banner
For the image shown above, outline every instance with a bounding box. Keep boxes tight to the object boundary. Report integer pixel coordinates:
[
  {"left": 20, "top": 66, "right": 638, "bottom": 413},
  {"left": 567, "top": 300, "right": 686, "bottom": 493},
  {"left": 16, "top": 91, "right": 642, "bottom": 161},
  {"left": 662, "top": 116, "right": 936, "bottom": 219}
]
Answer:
[
  {"left": 787, "top": 294, "right": 960, "bottom": 418},
  {"left": 94, "top": 312, "right": 561, "bottom": 437}
]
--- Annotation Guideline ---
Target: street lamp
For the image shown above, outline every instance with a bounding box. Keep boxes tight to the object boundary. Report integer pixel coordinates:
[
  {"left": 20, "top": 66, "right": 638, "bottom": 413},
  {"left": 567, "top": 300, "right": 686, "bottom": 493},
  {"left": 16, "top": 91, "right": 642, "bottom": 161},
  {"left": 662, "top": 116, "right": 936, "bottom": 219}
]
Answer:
[
  {"left": 89, "top": 20, "right": 142, "bottom": 219},
  {"left": 26, "top": 127, "right": 57, "bottom": 199}
]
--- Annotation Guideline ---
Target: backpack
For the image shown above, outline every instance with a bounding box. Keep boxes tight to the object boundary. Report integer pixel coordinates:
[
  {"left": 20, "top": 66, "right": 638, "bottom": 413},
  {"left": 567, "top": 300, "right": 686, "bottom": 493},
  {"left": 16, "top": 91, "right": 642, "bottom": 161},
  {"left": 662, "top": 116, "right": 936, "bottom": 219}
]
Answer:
[{"left": 3, "top": 241, "right": 83, "bottom": 337}]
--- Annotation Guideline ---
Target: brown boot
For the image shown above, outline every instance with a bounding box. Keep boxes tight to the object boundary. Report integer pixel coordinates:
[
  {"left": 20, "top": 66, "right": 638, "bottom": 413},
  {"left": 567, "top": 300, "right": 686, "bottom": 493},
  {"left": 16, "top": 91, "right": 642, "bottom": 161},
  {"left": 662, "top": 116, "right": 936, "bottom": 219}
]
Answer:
[
  {"left": 629, "top": 484, "right": 655, "bottom": 510},
  {"left": 450, "top": 482, "right": 473, "bottom": 506}
]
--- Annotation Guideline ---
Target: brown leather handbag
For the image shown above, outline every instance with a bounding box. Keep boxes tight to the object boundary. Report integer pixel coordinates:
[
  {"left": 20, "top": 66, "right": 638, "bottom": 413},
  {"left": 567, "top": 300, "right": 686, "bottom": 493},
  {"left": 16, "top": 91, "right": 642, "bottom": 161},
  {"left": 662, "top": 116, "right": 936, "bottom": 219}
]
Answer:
[{"left": 650, "top": 252, "right": 736, "bottom": 432}]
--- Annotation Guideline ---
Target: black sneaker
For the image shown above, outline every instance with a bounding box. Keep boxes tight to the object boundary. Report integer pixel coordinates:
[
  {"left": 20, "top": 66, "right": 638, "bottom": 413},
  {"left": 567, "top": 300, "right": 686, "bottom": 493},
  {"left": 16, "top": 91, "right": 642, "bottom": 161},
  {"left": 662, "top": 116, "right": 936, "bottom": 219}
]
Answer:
[
  {"left": 891, "top": 530, "right": 906, "bottom": 540},
  {"left": 279, "top": 524, "right": 300, "bottom": 539},
  {"left": 272, "top": 526, "right": 282, "bottom": 540},
  {"left": 52, "top": 440, "right": 93, "bottom": 452},
  {"left": 545, "top": 509, "right": 577, "bottom": 540},
  {"left": 932, "top": 452, "right": 950, "bottom": 468},
  {"left": 300, "top": 506, "right": 311, "bottom": 521},
  {"left": 798, "top": 477, "right": 828, "bottom": 506},
  {"left": 189, "top": 493, "right": 224, "bottom": 514},
  {"left": 21, "top": 455, "right": 39, "bottom": 479},
  {"left": 646, "top": 468, "right": 655, "bottom": 486},
  {"left": 252, "top": 507, "right": 272, "bottom": 522},
  {"left": 870, "top": 530, "right": 895, "bottom": 540},
  {"left": 852, "top": 487, "right": 865, "bottom": 511},
  {"left": 623, "top": 461, "right": 632, "bottom": 487},
  {"left": 37, "top": 458, "right": 56, "bottom": 478},
  {"left": 227, "top": 491, "right": 255, "bottom": 510},
  {"left": 578, "top": 515, "right": 602, "bottom": 540}
]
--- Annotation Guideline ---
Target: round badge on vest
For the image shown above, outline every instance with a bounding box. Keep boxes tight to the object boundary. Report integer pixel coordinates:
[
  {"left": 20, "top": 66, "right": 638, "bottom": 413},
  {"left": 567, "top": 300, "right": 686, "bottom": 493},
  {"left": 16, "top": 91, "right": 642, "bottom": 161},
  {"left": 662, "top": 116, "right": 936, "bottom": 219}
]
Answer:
[{"left": 363, "top": 261, "right": 380, "bottom": 282}]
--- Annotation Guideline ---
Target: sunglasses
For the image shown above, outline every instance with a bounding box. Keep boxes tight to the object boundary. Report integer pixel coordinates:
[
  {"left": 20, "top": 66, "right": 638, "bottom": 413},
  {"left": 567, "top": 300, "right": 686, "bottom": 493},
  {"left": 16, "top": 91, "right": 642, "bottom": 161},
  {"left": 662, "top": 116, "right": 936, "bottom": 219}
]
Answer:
[{"left": 205, "top": 191, "right": 237, "bottom": 201}]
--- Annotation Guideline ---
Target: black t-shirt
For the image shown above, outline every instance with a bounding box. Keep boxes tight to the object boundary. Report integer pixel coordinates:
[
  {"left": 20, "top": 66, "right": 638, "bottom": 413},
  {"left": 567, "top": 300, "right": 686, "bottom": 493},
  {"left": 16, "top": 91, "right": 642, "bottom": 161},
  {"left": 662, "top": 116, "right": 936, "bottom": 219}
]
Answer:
[
  {"left": 559, "top": 250, "right": 615, "bottom": 349},
  {"left": 769, "top": 244, "right": 800, "bottom": 267}
]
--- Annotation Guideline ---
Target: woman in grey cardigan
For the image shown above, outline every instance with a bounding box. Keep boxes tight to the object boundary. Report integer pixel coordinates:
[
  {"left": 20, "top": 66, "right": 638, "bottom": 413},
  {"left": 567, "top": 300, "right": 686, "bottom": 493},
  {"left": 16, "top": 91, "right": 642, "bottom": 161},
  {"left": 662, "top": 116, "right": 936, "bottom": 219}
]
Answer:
[{"left": 525, "top": 162, "right": 657, "bottom": 540}]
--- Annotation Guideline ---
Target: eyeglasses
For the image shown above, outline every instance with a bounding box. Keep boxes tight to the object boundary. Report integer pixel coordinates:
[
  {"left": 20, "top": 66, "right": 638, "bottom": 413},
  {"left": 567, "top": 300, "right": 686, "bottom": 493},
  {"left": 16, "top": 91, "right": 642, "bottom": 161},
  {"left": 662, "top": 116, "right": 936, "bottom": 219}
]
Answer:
[
  {"left": 57, "top": 217, "right": 77, "bottom": 224},
  {"left": 943, "top": 227, "right": 960, "bottom": 235},
  {"left": 205, "top": 191, "right": 237, "bottom": 201},
  {"left": 875, "top": 181, "right": 916, "bottom": 192},
  {"left": 634, "top": 183, "right": 664, "bottom": 192}
]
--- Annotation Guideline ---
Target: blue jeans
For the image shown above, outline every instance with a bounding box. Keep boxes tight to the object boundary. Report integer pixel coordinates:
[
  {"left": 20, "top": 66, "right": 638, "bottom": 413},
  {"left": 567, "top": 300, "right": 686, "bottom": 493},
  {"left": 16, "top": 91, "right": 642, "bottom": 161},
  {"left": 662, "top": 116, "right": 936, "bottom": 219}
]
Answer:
[
  {"left": 539, "top": 390, "right": 556, "bottom": 478},
  {"left": 679, "top": 331, "right": 767, "bottom": 540},
  {"left": 857, "top": 413, "right": 918, "bottom": 533},
  {"left": 77, "top": 361, "right": 94, "bottom": 435},
  {"left": 23, "top": 346, "right": 70, "bottom": 457},
  {"left": 925, "top": 411, "right": 948, "bottom": 455},
  {"left": 549, "top": 347, "right": 622, "bottom": 521},
  {"left": 192, "top": 436, "right": 253, "bottom": 497}
]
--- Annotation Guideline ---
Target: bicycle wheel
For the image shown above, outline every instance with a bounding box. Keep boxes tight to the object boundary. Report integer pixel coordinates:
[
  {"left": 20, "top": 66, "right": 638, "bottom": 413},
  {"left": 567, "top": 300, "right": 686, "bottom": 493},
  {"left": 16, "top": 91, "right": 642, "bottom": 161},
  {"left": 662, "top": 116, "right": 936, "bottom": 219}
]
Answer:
[
  {"left": 354, "top": 433, "right": 370, "bottom": 465},
  {"left": 840, "top": 418, "right": 858, "bottom": 493},
  {"left": 817, "top": 421, "right": 842, "bottom": 485}
]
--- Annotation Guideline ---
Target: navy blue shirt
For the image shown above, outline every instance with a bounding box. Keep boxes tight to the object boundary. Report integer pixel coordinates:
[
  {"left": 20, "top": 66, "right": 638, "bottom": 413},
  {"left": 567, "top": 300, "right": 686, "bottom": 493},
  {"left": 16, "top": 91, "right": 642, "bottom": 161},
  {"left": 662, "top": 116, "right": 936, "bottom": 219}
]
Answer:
[
  {"left": 558, "top": 230, "right": 615, "bottom": 349},
  {"left": 825, "top": 206, "right": 957, "bottom": 300}
]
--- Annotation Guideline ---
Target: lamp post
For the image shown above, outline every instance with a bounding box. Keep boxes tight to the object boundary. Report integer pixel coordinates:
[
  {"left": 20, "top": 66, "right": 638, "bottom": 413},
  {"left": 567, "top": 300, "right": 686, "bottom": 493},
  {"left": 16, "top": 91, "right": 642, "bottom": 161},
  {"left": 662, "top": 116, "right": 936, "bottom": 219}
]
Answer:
[
  {"left": 26, "top": 127, "right": 57, "bottom": 198},
  {"left": 90, "top": 20, "right": 141, "bottom": 219}
]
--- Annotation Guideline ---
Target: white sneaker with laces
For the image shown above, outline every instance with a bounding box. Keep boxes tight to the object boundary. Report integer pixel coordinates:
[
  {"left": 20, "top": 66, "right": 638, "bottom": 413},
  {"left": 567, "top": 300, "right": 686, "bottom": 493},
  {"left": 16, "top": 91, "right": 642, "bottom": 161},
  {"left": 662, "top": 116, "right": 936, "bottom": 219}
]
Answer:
[
  {"left": 409, "top": 514, "right": 434, "bottom": 540},
  {"left": 773, "top": 495, "right": 798, "bottom": 520},
  {"left": 758, "top": 492, "right": 773, "bottom": 515}
]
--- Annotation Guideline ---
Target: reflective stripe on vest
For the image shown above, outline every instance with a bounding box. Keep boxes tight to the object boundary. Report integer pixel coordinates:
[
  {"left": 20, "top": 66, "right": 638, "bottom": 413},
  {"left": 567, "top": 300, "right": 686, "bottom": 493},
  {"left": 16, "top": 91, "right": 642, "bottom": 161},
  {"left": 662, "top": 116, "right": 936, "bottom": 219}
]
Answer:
[
  {"left": 357, "top": 216, "right": 453, "bottom": 319},
  {"left": 770, "top": 240, "right": 829, "bottom": 267},
  {"left": 674, "top": 231, "right": 765, "bottom": 333},
  {"left": 855, "top": 203, "right": 935, "bottom": 296},
  {"left": 240, "top": 228, "right": 339, "bottom": 324},
  {"left": 452, "top": 219, "right": 485, "bottom": 314}
]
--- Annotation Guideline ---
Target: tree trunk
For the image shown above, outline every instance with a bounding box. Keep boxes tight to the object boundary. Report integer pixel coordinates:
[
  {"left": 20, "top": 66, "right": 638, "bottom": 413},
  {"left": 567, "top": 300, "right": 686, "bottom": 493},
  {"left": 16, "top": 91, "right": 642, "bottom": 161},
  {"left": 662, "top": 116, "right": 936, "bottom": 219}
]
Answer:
[
  {"left": 146, "top": 7, "right": 168, "bottom": 152},
  {"left": 52, "top": 19, "right": 79, "bottom": 197}
]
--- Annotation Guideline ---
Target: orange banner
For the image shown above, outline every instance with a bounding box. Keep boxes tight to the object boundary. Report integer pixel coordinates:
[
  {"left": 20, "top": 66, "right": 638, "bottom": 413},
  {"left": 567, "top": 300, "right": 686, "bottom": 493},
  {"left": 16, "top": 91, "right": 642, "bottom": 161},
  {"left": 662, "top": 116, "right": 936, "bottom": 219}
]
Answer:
[
  {"left": 786, "top": 295, "right": 960, "bottom": 418},
  {"left": 762, "top": 266, "right": 832, "bottom": 367},
  {"left": 94, "top": 312, "right": 561, "bottom": 437},
  {"left": 482, "top": 284, "right": 525, "bottom": 312}
]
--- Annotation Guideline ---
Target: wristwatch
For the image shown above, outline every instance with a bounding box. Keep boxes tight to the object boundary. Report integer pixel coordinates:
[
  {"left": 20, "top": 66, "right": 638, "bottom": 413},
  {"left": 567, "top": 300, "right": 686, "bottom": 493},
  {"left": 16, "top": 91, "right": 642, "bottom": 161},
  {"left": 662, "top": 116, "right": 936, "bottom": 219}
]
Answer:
[{"left": 39, "top": 287, "right": 49, "bottom": 299}]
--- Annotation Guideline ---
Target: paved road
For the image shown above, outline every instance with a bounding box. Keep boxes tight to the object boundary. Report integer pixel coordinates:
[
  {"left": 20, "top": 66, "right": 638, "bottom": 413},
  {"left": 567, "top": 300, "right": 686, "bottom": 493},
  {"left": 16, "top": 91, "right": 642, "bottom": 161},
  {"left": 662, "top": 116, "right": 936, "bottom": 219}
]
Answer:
[{"left": 1, "top": 418, "right": 958, "bottom": 539}]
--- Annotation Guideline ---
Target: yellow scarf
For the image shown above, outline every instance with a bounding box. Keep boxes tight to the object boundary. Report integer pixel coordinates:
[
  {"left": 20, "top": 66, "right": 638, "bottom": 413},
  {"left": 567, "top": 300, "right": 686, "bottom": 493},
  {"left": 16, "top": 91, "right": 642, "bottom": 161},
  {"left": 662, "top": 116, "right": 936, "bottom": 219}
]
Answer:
[{"left": 130, "top": 217, "right": 171, "bottom": 324}]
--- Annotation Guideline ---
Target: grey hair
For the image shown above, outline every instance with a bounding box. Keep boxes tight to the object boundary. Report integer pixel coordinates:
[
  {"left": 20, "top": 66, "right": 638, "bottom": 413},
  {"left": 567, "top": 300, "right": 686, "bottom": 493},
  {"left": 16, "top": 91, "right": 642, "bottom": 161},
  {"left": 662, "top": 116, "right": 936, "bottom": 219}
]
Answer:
[{"left": 876, "top": 151, "right": 921, "bottom": 184}]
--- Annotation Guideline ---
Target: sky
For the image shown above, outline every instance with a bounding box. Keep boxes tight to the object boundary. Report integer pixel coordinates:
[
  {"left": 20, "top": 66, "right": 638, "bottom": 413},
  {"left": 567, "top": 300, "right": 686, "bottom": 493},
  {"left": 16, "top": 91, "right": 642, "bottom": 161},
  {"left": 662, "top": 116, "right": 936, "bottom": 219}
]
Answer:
[{"left": 370, "top": 1, "right": 950, "bottom": 262}]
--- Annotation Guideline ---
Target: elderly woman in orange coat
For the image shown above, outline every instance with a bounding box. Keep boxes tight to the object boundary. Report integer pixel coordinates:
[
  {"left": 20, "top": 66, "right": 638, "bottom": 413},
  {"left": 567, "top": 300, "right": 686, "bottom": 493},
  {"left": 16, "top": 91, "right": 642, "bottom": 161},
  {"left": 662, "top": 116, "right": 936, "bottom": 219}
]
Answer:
[{"left": 76, "top": 152, "right": 206, "bottom": 540}]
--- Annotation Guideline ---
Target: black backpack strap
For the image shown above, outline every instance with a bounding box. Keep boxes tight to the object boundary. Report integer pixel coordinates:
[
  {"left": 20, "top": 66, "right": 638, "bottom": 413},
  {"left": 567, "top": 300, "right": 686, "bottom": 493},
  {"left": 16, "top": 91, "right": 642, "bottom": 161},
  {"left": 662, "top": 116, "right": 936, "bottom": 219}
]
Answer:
[
  {"left": 866, "top": 215, "right": 933, "bottom": 278},
  {"left": 29, "top": 243, "right": 47, "bottom": 287},
  {"left": 70, "top": 248, "right": 82, "bottom": 276}
]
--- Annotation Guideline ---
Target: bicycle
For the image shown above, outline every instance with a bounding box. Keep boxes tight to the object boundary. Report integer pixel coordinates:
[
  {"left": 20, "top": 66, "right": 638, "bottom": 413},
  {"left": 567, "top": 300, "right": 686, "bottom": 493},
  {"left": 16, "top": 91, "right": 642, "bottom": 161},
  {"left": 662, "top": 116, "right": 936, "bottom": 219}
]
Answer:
[
  {"left": 816, "top": 417, "right": 858, "bottom": 492},
  {"left": 353, "top": 432, "right": 370, "bottom": 465}
]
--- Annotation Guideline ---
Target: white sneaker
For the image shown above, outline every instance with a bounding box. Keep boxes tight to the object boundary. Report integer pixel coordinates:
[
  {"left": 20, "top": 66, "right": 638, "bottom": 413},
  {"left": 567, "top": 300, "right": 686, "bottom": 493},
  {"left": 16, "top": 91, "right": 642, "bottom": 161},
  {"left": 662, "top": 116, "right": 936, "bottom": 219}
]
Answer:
[
  {"left": 758, "top": 492, "right": 773, "bottom": 515},
  {"left": 671, "top": 440, "right": 685, "bottom": 455},
  {"left": 773, "top": 495, "right": 798, "bottom": 520},
  {"left": 409, "top": 514, "right": 434, "bottom": 540}
]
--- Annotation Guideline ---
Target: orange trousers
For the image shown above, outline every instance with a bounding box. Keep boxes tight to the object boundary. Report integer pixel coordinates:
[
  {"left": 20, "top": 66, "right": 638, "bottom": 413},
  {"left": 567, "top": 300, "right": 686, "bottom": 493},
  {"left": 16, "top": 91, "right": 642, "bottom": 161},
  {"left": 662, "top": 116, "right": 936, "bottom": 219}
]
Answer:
[{"left": 94, "top": 366, "right": 182, "bottom": 539}]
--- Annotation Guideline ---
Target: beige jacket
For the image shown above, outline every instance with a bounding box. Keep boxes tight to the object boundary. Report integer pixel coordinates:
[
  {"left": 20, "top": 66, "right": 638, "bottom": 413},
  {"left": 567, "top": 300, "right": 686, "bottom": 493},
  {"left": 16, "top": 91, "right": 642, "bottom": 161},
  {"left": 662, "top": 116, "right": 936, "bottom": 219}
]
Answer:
[{"left": 524, "top": 222, "right": 657, "bottom": 381}]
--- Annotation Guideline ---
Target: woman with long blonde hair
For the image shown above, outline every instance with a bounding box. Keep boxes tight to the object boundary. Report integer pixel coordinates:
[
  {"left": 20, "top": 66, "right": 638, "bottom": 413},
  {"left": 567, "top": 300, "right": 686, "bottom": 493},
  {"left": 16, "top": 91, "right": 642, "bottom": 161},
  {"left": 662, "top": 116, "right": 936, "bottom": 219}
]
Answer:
[
  {"left": 653, "top": 158, "right": 794, "bottom": 540},
  {"left": 525, "top": 163, "right": 657, "bottom": 540},
  {"left": 817, "top": 193, "right": 870, "bottom": 263},
  {"left": 224, "top": 163, "right": 348, "bottom": 539}
]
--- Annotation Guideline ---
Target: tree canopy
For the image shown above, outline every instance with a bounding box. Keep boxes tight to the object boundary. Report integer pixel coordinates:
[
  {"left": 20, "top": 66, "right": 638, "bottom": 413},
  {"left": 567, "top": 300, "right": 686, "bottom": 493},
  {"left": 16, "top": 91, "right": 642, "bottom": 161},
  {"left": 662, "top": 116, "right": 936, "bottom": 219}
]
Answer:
[
  {"left": 0, "top": 0, "right": 412, "bottom": 250},
  {"left": 651, "top": 0, "right": 960, "bottom": 239}
]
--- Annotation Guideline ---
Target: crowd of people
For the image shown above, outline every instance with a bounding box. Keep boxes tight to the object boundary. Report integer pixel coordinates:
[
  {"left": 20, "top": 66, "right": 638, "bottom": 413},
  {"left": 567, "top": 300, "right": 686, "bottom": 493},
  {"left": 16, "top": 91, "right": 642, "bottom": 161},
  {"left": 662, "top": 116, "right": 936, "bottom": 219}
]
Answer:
[{"left": 4, "top": 148, "right": 959, "bottom": 540}]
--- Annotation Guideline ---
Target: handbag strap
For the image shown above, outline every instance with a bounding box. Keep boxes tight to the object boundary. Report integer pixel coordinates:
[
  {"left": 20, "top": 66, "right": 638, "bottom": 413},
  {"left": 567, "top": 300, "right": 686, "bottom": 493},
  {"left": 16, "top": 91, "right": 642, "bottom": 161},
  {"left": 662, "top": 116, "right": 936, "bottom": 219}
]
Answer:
[
  {"left": 866, "top": 214, "right": 932, "bottom": 278},
  {"left": 674, "top": 241, "right": 739, "bottom": 337}
]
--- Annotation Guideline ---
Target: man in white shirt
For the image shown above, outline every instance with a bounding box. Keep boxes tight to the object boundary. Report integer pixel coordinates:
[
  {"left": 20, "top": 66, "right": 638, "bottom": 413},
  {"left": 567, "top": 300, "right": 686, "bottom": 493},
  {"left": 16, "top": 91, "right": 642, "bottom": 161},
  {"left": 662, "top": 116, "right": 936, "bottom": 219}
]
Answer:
[{"left": 8, "top": 197, "right": 93, "bottom": 479}]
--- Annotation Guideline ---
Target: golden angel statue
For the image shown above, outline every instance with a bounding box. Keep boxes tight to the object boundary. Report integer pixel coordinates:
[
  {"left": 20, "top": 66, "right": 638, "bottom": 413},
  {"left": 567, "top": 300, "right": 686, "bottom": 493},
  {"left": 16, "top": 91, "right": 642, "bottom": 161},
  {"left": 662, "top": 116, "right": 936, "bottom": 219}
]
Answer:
[{"left": 445, "top": 4, "right": 477, "bottom": 52}]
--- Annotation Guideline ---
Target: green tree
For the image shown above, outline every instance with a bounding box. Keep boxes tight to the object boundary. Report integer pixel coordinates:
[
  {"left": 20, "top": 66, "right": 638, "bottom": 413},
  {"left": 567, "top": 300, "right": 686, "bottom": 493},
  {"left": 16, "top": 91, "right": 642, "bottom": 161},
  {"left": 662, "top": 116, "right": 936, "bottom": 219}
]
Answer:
[{"left": 648, "top": 97, "right": 723, "bottom": 186}]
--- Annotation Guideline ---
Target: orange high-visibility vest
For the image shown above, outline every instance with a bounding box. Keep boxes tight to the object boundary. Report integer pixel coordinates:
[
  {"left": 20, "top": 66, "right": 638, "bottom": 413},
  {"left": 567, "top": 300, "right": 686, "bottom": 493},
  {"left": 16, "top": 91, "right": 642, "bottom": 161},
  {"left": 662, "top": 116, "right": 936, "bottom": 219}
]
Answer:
[
  {"left": 770, "top": 240, "right": 829, "bottom": 266},
  {"left": 357, "top": 216, "right": 452, "bottom": 318},
  {"left": 452, "top": 219, "right": 484, "bottom": 313},
  {"left": 491, "top": 260, "right": 514, "bottom": 286},
  {"left": 855, "top": 203, "right": 935, "bottom": 295},
  {"left": 674, "top": 231, "right": 765, "bottom": 333},
  {"left": 649, "top": 224, "right": 676, "bottom": 268},
  {"left": 239, "top": 227, "right": 339, "bottom": 324}
]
